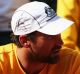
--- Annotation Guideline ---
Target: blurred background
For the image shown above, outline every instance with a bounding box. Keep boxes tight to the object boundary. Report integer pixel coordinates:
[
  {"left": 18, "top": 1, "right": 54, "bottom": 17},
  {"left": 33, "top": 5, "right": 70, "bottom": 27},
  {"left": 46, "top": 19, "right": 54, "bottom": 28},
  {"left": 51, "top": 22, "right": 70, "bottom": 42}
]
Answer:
[{"left": 0, "top": 0, "right": 57, "bottom": 45}]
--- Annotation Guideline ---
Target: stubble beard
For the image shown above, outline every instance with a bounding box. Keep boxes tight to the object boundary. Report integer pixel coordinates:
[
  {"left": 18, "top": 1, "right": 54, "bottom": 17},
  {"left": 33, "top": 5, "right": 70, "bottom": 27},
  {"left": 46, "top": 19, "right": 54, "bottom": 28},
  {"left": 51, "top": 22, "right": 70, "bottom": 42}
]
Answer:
[{"left": 28, "top": 49, "right": 60, "bottom": 64}]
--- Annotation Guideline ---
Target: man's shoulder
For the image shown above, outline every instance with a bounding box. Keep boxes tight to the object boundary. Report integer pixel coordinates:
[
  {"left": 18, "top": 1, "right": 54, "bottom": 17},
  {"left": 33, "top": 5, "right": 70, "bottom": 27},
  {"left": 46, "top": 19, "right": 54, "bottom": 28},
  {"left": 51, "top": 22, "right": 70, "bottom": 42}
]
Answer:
[
  {"left": 48, "top": 49, "right": 80, "bottom": 74},
  {"left": 0, "top": 43, "right": 16, "bottom": 54},
  {"left": 0, "top": 43, "right": 17, "bottom": 62},
  {"left": 60, "top": 48, "right": 80, "bottom": 56},
  {"left": 59, "top": 48, "right": 80, "bottom": 73},
  {"left": 60, "top": 48, "right": 80, "bottom": 61},
  {"left": 0, "top": 43, "right": 18, "bottom": 73}
]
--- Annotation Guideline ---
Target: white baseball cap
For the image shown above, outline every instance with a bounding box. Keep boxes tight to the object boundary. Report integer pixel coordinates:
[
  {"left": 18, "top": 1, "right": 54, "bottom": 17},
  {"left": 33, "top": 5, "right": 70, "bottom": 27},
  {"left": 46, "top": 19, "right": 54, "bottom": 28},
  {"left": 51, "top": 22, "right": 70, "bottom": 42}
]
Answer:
[{"left": 11, "top": 1, "right": 73, "bottom": 35}]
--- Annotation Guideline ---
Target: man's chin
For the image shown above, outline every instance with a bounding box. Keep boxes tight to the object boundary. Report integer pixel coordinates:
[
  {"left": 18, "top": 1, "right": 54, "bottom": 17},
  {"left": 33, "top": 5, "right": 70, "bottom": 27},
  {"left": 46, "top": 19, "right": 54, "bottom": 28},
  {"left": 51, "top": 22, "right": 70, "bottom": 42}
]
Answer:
[
  {"left": 47, "top": 54, "right": 60, "bottom": 64},
  {"left": 39, "top": 54, "right": 60, "bottom": 64}
]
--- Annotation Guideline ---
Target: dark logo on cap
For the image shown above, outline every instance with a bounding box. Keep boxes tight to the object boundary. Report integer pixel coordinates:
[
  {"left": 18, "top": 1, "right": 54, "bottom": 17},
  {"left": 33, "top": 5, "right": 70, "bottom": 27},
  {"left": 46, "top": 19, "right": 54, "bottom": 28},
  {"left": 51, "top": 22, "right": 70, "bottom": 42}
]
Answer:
[{"left": 45, "top": 7, "right": 56, "bottom": 20}]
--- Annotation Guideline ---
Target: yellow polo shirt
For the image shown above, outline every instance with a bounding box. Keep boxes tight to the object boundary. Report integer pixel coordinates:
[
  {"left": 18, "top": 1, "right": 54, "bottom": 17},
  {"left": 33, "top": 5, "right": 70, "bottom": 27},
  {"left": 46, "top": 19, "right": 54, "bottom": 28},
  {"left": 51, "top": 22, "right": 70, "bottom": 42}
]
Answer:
[{"left": 0, "top": 43, "right": 80, "bottom": 74}]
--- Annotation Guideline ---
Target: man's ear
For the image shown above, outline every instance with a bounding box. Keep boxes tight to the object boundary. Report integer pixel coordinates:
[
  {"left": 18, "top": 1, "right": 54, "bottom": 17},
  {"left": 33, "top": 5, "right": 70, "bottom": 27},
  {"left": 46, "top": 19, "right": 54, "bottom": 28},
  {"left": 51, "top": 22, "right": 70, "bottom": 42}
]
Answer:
[{"left": 19, "top": 35, "right": 30, "bottom": 48}]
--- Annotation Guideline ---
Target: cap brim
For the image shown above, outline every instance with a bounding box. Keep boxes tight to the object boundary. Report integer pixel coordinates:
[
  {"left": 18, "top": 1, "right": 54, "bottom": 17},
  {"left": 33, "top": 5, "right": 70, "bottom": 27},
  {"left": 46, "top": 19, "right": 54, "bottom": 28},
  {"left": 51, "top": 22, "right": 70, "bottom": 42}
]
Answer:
[{"left": 37, "top": 16, "right": 74, "bottom": 35}]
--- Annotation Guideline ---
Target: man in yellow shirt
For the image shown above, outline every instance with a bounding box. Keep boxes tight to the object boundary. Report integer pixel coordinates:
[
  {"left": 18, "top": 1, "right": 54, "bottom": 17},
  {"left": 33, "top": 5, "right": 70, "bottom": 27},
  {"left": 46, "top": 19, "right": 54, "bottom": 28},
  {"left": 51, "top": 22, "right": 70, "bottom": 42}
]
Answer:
[
  {"left": 0, "top": 1, "right": 80, "bottom": 74},
  {"left": 57, "top": 0, "right": 80, "bottom": 50}
]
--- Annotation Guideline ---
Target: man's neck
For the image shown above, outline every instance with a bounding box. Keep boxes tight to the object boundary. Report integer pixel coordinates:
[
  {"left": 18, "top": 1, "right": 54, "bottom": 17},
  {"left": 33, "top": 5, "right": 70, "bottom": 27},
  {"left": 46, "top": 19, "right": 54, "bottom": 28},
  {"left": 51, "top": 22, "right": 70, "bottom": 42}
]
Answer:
[{"left": 17, "top": 47, "right": 46, "bottom": 74}]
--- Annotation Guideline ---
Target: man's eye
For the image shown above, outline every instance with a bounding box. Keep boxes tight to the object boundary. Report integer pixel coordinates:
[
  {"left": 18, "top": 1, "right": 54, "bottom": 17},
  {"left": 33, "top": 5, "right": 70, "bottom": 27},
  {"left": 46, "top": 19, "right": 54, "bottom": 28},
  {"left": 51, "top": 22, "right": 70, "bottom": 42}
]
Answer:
[{"left": 47, "top": 36, "right": 53, "bottom": 39}]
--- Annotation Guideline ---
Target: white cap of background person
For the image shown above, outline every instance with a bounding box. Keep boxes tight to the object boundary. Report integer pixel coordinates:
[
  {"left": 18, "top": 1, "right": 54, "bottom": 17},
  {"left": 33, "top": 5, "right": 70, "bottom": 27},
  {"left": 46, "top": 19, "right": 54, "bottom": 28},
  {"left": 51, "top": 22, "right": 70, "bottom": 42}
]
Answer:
[{"left": 11, "top": 1, "right": 74, "bottom": 35}]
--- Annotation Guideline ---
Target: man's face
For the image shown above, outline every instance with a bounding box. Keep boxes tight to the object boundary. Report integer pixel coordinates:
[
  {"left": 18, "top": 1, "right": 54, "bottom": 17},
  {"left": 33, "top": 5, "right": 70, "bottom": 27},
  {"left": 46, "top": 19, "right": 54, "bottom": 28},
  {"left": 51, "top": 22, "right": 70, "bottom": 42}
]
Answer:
[{"left": 28, "top": 31, "right": 63, "bottom": 64}]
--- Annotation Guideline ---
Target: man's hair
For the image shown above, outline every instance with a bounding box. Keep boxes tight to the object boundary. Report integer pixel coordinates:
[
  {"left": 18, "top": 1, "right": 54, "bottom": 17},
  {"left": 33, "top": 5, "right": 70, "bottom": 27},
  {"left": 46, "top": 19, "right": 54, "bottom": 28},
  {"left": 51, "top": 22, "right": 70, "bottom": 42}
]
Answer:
[{"left": 11, "top": 31, "right": 37, "bottom": 47}]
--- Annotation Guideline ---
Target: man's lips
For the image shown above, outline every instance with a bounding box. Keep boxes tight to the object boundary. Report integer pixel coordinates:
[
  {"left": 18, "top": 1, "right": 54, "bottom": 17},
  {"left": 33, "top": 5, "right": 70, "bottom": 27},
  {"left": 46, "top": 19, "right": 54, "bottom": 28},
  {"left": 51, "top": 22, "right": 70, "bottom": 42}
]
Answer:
[
  {"left": 53, "top": 49, "right": 60, "bottom": 53},
  {"left": 52, "top": 45, "right": 61, "bottom": 53}
]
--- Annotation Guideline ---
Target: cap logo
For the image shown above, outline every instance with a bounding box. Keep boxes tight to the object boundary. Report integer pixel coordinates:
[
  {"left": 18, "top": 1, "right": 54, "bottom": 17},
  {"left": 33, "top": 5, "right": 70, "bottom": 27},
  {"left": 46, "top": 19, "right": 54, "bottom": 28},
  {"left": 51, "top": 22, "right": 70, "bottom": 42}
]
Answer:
[{"left": 45, "top": 7, "right": 56, "bottom": 20}]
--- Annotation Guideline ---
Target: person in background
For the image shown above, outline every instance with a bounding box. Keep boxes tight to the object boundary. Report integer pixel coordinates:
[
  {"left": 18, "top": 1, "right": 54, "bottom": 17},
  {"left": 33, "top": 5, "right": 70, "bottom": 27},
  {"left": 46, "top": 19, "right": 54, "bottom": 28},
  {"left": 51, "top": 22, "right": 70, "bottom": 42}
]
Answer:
[
  {"left": 57, "top": 0, "right": 80, "bottom": 51},
  {"left": 0, "top": 1, "right": 80, "bottom": 74}
]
